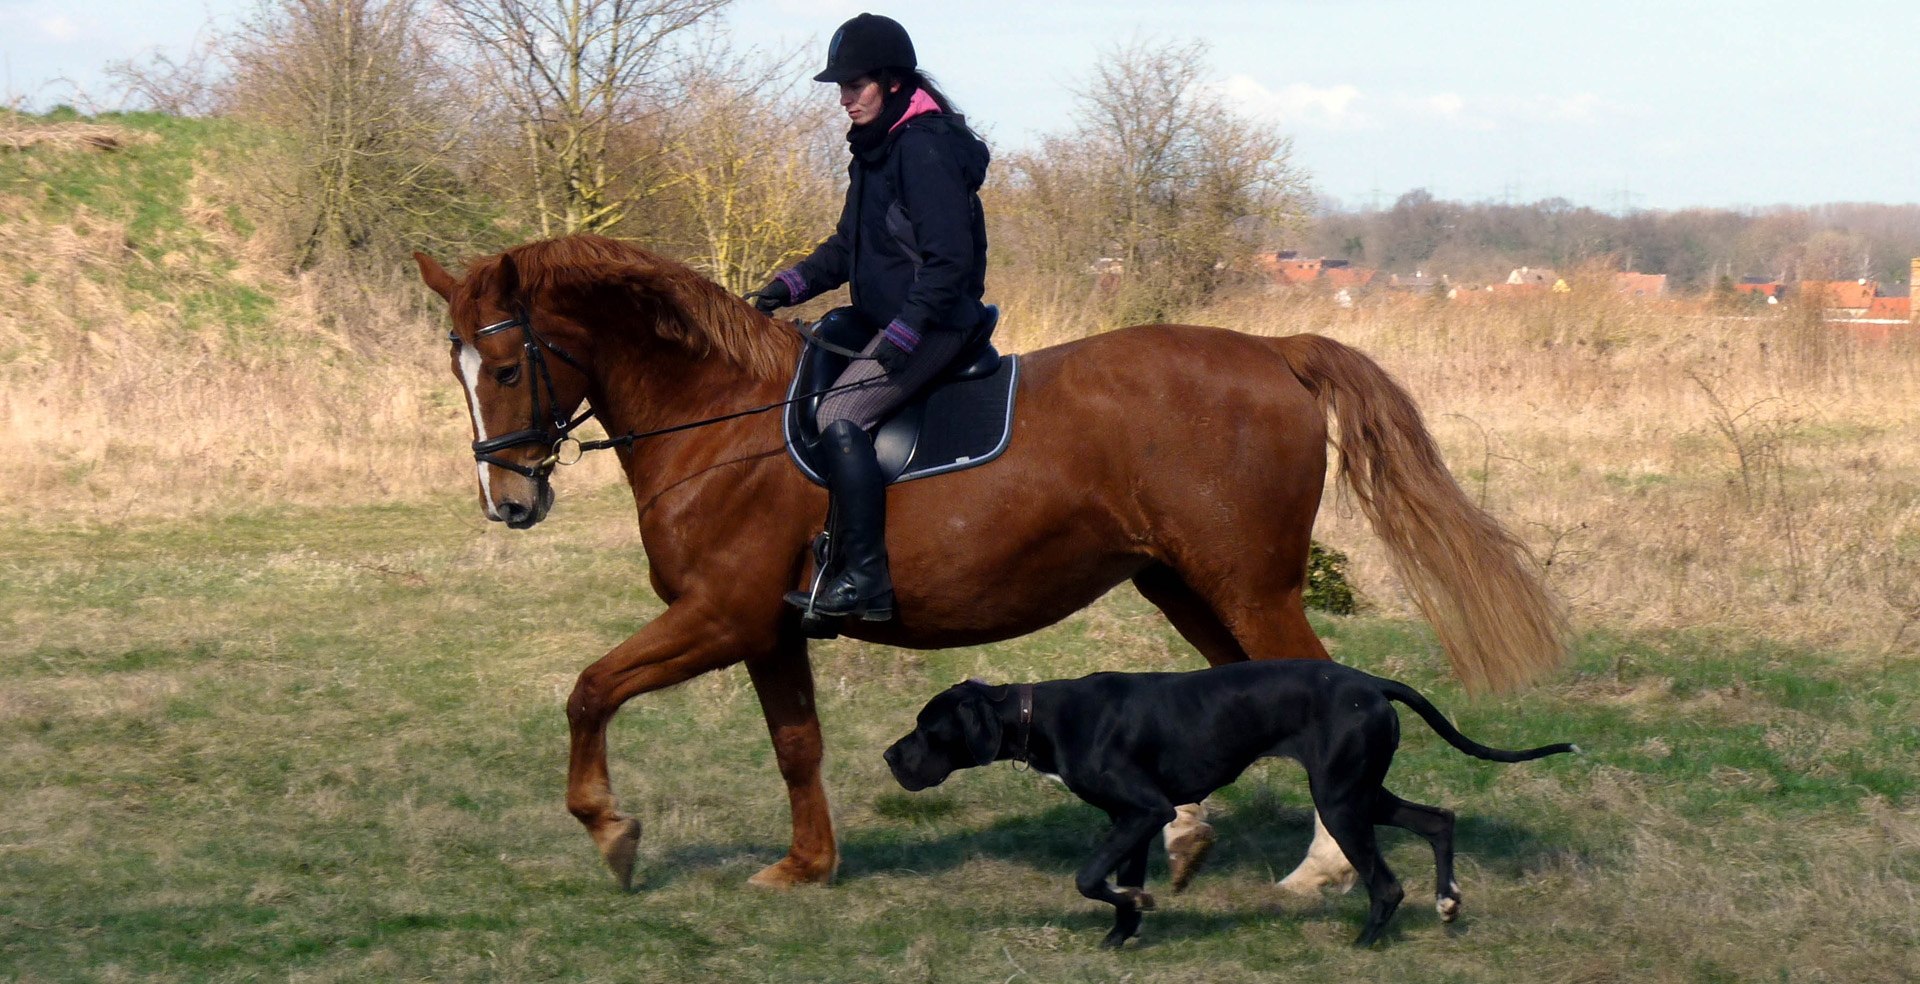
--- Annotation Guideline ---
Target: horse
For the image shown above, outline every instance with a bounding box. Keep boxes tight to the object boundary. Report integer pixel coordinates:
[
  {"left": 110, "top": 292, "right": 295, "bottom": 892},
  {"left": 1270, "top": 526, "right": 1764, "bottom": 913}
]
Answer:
[{"left": 413, "top": 233, "right": 1564, "bottom": 893}]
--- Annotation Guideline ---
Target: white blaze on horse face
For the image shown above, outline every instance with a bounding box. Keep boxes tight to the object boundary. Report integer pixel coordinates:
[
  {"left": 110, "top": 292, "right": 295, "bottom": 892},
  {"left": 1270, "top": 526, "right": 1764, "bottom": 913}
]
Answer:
[{"left": 457, "top": 342, "right": 500, "bottom": 518}]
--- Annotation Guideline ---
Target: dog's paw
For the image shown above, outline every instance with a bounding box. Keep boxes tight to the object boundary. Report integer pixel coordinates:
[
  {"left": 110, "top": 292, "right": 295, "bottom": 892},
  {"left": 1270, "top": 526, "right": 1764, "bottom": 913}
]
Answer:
[{"left": 1115, "top": 887, "right": 1156, "bottom": 911}]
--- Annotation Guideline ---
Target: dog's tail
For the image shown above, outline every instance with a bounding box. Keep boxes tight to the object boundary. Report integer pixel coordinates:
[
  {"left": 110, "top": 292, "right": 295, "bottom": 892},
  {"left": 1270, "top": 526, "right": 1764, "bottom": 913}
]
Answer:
[{"left": 1377, "top": 678, "right": 1577, "bottom": 763}]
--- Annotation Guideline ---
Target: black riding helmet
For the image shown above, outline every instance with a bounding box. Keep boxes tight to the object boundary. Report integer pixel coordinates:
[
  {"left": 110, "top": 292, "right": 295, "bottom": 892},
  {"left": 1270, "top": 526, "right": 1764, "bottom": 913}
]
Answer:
[{"left": 813, "top": 13, "right": 916, "bottom": 83}]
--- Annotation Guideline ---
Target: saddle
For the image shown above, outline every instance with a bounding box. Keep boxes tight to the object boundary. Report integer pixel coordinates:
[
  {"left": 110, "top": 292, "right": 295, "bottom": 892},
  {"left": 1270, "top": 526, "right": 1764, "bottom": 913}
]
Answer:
[{"left": 782, "top": 306, "right": 1019, "bottom": 486}]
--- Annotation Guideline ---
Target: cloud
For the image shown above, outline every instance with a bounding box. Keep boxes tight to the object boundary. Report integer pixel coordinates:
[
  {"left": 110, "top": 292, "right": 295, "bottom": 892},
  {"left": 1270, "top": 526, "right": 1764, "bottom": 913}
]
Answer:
[
  {"left": 38, "top": 14, "right": 76, "bottom": 39},
  {"left": 1400, "top": 91, "right": 1613, "bottom": 130},
  {"left": 1217, "top": 75, "right": 1374, "bottom": 130}
]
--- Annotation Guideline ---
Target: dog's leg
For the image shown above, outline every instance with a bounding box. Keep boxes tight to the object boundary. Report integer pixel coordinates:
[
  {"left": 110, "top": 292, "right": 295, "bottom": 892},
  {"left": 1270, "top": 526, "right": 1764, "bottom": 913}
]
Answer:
[
  {"left": 1164, "top": 801, "right": 1214, "bottom": 894},
  {"left": 1316, "top": 801, "right": 1403, "bottom": 947},
  {"left": 1077, "top": 808, "right": 1174, "bottom": 949},
  {"left": 1276, "top": 811, "right": 1359, "bottom": 896},
  {"left": 1375, "top": 791, "right": 1459, "bottom": 922}
]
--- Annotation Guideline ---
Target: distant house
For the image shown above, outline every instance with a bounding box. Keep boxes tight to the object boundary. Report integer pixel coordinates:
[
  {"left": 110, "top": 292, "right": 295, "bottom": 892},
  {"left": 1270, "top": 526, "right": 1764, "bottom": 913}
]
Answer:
[
  {"left": 1866, "top": 296, "right": 1911, "bottom": 320},
  {"left": 1735, "top": 277, "right": 1784, "bottom": 300},
  {"left": 1865, "top": 282, "right": 1910, "bottom": 320},
  {"left": 1257, "top": 251, "right": 1377, "bottom": 288},
  {"left": 1507, "top": 266, "right": 1558, "bottom": 286},
  {"left": 1801, "top": 279, "right": 1876, "bottom": 316},
  {"left": 1614, "top": 272, "right": 1667, "bottom": 298}
]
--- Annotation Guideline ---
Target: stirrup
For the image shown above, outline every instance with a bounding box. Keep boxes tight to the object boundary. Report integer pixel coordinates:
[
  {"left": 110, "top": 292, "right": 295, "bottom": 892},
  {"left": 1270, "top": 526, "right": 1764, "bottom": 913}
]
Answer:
[{"left": 791, "top": 575, "right": 893, "bottom": 621}]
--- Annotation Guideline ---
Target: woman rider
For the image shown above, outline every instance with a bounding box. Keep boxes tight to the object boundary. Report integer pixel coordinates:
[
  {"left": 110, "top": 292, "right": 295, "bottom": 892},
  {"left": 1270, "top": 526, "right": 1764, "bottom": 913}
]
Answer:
[{"left": 750, "top": 13, "right": 992, "bottom": 623}]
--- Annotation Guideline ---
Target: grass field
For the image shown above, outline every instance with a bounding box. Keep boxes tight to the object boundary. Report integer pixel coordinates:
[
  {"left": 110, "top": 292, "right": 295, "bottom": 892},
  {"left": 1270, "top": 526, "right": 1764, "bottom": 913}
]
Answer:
[
  {"left": 5, "top": 489, "right": 1917, "bottom": 984},
  {"left": 6, "top": 110, "right": 1920, "bottom": 982}
]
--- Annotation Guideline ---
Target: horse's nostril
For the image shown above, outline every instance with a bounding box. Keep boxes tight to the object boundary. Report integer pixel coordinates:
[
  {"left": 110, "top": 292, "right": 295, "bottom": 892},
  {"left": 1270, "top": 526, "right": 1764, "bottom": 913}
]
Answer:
[{"left": 499, "top": 501, "right": 532, "bottom": 523}]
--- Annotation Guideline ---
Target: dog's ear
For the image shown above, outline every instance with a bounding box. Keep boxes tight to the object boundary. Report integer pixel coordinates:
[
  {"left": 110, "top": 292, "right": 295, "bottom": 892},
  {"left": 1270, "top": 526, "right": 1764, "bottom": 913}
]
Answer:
[{"left": 956, "top": 693, "right": 1003, "bottom": 767}]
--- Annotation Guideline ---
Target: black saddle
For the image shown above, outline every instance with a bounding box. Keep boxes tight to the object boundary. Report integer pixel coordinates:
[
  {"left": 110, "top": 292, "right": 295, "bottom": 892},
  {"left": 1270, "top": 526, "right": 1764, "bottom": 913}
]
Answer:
[{"left": 783, "top": 306, "right": 1019, "bottom": 486}]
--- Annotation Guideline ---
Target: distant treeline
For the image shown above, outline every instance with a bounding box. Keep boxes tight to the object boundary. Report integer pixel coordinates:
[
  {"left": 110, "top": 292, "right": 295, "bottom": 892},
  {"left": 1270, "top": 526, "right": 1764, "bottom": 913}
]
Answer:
[{"left": 1302, "top": 190, "right": 1920, "bottom": 290}]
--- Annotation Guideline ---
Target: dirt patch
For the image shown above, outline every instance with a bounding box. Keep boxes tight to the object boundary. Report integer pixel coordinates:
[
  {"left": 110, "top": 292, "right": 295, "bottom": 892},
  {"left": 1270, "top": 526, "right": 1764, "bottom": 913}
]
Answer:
[{"left": 0, "top": 122, "right": 160, "bottom": 154}]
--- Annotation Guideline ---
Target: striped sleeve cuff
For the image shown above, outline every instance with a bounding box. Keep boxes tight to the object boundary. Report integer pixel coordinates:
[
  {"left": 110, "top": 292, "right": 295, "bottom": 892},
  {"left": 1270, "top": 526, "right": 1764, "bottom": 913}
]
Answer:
[
  {"left": 883, "top": 318, "right": 921, "bottom": 353},
  {"left": 775, "top": 268, "right": 806, "bottom": 299}
]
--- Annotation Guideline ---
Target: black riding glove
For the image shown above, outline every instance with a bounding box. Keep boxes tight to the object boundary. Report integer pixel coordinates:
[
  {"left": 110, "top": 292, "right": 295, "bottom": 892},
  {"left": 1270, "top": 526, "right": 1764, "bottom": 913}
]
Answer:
[
  {"left": 747, "top": 278, "right": 792, "bottom": 315},
  {"left": 873, "top": 337, "right": 912, "bottom": 373}
]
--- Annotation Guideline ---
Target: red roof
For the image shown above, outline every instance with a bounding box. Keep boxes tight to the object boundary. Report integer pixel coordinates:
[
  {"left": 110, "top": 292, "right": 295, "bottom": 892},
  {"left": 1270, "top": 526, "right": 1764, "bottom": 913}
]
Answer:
[
  {"left": 1802, "top": 280, "right": 1876, "bottom": 309},
  {"left": 1866, "top": 296, "right": 1911, "bottom": 319},
  {"left": 1614, "top": 272, "right": 1666, "bottom": 297}
]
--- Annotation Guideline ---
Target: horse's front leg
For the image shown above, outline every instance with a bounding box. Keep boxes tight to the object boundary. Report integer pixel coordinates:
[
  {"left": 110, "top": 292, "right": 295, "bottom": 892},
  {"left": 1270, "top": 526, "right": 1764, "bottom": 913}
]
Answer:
[
  {"left": 743, "top": 636, "right": 837, "bottom": 888},
  {"left": 565, "top": 602, "right": 765, "bottom": 890}
]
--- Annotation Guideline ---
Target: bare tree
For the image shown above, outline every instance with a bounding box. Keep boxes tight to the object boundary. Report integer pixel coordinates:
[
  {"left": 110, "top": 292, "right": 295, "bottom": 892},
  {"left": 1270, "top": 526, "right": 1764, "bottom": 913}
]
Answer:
[
  {"left": 440, "top": 0, "right": 732, "bottom": 237},
  {"left": 104, "top": 32, "right": 224, "bottom": 117},
  {"left": 633, "top": 43, "right": 840, "bottom": 292},
  {"left": 225, "top": 0, "right": 481, "bottom": 269},
  {"left": 1000, "top": 39, "right": 1311, "bottom": 323}
]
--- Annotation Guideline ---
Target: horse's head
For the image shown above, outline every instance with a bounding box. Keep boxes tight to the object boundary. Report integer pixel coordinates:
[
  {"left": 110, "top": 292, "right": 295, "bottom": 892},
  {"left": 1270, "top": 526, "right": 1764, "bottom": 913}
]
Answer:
[{"left": 416, "top": 249, "right": 593, "bottom": 529}]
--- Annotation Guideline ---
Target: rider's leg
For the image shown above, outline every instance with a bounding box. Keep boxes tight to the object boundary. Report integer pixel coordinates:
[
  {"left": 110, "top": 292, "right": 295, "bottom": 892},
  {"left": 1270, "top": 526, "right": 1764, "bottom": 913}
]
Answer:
[
  {"left": 802, "top": 419, "right": 895, "bottom": 620},
  {"left": 786, "top": 330, "right": 967, "bottom": 619}
]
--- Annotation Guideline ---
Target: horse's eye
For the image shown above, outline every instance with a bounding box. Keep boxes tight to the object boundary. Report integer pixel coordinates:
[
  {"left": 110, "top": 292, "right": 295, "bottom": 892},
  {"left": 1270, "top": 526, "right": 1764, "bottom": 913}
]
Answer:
[{"left": 494, "top": 364, "right": 522, "bottom": 386}]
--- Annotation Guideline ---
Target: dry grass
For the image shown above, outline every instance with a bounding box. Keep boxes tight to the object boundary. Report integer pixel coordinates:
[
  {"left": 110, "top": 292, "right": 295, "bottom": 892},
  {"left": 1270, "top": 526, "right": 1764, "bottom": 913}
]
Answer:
[{"left": 0, "top": 120, "right": 161, "bottom": 154}]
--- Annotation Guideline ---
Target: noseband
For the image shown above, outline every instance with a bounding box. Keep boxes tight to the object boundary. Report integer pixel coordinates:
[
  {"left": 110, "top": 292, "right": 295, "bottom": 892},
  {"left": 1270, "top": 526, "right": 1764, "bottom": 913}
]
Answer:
[{"left": 453, "top": 308, "right": 596, "bottom": 480}]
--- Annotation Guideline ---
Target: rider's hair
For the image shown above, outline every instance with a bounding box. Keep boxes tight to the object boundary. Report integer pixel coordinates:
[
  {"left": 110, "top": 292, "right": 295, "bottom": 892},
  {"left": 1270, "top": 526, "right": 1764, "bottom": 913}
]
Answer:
[{"left": 875, "top": 67, "right": 960, "bottom": 117}]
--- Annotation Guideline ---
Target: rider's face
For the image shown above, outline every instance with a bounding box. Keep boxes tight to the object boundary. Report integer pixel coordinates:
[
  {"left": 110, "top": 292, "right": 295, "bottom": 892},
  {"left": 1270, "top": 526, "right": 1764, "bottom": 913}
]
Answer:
[{"left": 839, "top": 77, "right": 895, "bottom": 126}]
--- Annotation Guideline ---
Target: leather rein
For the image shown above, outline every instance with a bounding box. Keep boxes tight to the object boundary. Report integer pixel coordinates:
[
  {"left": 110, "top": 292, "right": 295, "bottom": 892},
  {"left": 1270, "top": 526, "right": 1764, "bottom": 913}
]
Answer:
[{"left": 453, "top": 310, "right": 871, "bottom": 480}]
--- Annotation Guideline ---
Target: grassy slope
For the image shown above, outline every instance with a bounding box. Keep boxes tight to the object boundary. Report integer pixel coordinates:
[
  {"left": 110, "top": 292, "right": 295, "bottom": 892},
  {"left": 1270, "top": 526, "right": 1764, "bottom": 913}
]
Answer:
[
  {"left": 0, "top": 111, "right": 277, "bottom": 355},
  {"left": 3, "top": 491, "right": 1916, "bottom": 984}
]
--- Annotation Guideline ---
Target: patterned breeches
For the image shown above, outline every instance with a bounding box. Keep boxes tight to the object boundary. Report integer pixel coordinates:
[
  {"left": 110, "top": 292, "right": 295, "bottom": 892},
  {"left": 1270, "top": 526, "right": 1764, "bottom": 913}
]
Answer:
[{"left": 815, "top": 329, "right": 969, "bottom": 432}]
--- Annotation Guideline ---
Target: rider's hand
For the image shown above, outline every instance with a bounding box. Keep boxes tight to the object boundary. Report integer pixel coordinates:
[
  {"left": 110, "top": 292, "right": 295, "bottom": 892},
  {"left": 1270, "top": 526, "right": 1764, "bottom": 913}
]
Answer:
[
  {"left": 873, "top": 337, "right": 912, "bottom": 373},
  {"left": 747, "top": 277, "right": 793, "bottom": 315}
]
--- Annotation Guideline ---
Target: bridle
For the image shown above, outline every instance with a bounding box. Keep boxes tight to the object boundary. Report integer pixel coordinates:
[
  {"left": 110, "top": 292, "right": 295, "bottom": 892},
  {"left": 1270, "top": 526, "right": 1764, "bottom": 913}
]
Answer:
[
  {"left": 451, "top": 308, "right": 875, "bottom": 481},
  {"left": 451, "top": 306, "right": 595, "bottom": 481}
]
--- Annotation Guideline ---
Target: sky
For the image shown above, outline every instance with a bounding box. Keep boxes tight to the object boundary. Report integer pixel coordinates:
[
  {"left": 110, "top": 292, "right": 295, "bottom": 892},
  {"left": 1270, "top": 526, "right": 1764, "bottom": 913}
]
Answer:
[{"left": 4, "top": 0, "right": 1916, "bottom": 212}]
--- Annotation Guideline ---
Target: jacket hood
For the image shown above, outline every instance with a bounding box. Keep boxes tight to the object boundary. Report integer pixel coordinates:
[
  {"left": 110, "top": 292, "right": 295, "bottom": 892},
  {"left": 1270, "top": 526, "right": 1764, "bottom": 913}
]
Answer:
[{"left": 895, "top": 113, "right": 991, "bottom": 190}]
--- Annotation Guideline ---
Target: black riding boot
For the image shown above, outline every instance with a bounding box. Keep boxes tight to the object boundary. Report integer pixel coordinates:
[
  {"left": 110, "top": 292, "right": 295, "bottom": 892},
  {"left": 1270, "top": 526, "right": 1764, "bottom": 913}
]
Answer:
[{"left": 787, "top": 420, "right": 895, "bottom": 621}]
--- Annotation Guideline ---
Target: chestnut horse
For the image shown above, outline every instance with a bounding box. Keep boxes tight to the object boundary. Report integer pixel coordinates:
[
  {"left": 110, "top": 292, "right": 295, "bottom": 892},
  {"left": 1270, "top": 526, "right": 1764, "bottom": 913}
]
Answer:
[{"left": 414, "top": 235, "right": 1563, "bottom": 893}]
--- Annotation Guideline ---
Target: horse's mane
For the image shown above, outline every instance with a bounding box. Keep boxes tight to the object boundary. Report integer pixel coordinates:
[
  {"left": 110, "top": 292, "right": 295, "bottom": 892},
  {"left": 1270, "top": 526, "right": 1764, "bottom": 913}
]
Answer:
[{"left": 467, "top": 234, "right": 800, "bottom": 381}]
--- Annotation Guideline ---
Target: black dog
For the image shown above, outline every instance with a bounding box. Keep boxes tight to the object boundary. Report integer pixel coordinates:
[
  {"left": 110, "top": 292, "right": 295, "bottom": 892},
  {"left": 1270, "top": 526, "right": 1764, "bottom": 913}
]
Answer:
[{"left": 883, "top": 661, "right": 1575, "bottom": 948}]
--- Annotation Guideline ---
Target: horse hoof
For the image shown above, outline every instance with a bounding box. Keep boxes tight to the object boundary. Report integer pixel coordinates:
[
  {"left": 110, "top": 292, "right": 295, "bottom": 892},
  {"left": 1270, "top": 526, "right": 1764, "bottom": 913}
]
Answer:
[
  {"left": 592, "top": 816, "right": 642, "bottom": 891},
  {"left": 1116, "top": 887, "right": 1156, "bottom": 911},
  {"left": 1277, "top": 859, "right": 1358, "bottom": 897},
  {"left": 1166, "top": 822, "right": 1214, "bottom": 894},
  {"left": 746, "top": 854, "right": 836, "bottom": 889}
]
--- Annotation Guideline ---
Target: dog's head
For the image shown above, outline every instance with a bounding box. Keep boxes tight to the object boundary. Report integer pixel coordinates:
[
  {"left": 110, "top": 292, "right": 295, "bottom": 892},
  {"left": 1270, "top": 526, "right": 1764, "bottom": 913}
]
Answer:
[{"left": 883, "top": 680, "right": 1005, "bottom": 791}]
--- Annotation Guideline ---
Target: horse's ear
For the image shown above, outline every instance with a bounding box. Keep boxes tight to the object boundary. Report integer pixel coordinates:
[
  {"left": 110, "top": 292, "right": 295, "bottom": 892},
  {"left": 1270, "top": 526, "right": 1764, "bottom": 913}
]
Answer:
[
  {"left": 413, "top": 252, "right": 456, "bottom": 301},
  {"left": 497, "top": 252, "right": 522, "bottom": 300}
]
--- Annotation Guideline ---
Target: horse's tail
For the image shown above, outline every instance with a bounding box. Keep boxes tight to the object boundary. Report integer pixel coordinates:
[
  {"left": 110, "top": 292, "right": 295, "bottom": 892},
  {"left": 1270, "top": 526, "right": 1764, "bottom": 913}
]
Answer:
[
  {"left": 1273, "top": 333, "right": 1566, "bottom": 692},
  {"left": 1375, "top": 676, "right": 1577, "bottom": 762}
]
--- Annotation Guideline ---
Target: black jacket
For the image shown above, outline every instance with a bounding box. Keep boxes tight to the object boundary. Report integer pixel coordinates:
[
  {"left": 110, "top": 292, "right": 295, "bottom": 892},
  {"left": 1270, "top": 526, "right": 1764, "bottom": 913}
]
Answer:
[{"left": 786, "top": 112, "right": 990, "bottom": 340}]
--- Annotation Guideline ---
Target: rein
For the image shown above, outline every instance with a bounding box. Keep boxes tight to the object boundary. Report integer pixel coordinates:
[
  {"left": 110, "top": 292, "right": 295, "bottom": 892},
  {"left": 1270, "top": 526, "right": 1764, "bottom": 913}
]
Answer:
[{"left": 455, "top": 310, "right": 869, "bottom": 479}]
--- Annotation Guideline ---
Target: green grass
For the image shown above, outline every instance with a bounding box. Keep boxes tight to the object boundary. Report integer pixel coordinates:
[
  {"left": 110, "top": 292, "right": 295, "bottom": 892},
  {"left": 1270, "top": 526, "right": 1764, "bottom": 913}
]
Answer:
[
  {"left": 3, "top": 489, "right": 1918, "bottom": 982},
  {"left": 0, "top": 111, "right": 299, "bottom": 348}
]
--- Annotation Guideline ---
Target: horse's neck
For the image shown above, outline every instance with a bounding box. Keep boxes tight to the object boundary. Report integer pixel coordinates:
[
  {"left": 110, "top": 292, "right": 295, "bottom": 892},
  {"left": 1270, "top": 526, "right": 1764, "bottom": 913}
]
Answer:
[{"left": 589, "top": 337, "right": 788, "bottom": 481}]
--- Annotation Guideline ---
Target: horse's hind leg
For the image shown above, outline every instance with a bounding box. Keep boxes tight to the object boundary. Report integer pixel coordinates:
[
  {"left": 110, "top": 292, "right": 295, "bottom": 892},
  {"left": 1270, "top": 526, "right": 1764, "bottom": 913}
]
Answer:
[
  {"left": 1133, "top": 565, "right": 1242, "bottom": 892},
  {"left": 1132, "top": 565, "right": 1352, "bottom": 895},
  {"left": 743, "top": 638, "right": 838, "bottom": 887},
  {"left": 1134, "top": 564, "right": 1251, "bottom": 666}
]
